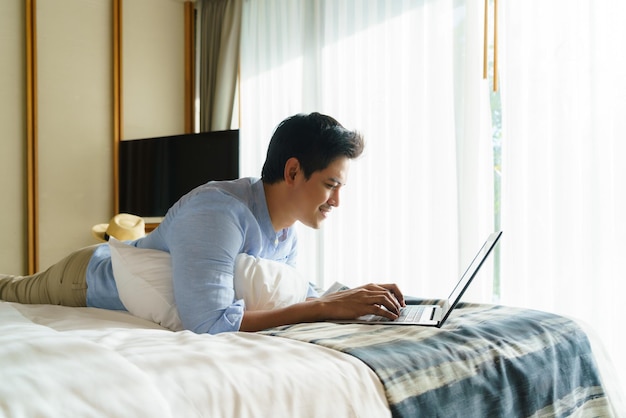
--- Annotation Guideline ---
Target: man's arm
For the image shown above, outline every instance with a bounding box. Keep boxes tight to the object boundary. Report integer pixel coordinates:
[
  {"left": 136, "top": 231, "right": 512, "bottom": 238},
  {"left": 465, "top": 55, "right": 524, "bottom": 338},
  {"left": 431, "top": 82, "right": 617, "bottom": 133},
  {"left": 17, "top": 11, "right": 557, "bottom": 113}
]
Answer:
[
  {"left": 168, "top": 199, "right": 249, "bottom": 334},
  {"left": 240, "top": 283, "right": 405, "bottom": 332}
]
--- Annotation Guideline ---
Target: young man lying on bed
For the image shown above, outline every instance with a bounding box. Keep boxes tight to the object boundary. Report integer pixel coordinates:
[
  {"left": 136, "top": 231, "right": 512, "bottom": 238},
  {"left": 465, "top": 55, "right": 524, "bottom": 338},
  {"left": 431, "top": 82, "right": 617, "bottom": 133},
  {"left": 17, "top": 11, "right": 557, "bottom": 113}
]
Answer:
[{"left": 0, "top": 112, "right": 405, "bottom": 334}]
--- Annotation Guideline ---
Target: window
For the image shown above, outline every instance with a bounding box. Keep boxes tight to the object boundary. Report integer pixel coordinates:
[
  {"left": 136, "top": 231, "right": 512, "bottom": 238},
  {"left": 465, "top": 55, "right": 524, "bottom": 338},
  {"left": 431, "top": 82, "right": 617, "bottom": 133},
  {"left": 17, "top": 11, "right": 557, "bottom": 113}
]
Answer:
[{"left": 241, "top": 0, "right": 496, "bottom": 302}]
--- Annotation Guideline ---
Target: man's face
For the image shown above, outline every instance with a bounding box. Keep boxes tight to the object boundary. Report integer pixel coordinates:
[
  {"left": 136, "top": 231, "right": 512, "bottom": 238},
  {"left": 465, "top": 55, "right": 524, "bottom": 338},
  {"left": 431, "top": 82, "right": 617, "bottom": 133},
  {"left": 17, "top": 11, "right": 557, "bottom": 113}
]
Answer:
[{"left": 294, "top": 157, "right": 350, "bottom": 229}]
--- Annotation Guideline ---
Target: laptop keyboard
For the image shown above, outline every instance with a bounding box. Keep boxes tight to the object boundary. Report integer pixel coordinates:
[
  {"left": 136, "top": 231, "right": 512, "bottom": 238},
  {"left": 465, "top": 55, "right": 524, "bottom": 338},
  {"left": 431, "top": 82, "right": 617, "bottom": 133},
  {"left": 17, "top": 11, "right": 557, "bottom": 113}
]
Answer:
[
  {"left": 399, "top": 306, "right": 426, "bottom": 322},
  {"left": 364, "top": 305, "right": 427, "bottom": 323}
]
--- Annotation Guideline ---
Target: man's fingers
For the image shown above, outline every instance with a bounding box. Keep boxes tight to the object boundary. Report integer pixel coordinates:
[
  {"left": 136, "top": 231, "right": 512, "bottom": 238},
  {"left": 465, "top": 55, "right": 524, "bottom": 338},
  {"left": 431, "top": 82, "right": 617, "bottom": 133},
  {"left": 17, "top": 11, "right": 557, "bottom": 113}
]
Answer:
[
  {"left": 374, "top": 303, "right": 399, "bottom": 320},
  {"left": 364, "top": 291, "right": 401, "bottom": 316},
  {"left": 362, "top": 283, "right": 406, "bottom": 307}
]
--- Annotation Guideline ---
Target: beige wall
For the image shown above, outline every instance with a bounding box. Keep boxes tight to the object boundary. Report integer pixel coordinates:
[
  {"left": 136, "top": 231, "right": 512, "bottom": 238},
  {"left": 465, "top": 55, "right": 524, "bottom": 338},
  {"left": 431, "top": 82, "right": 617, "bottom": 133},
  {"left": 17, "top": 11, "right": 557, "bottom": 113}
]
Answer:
[
  {"left": 0, "top": 0, "right": 27, "bottom": 273},
  {"left": 0, "top": 0, "right": 185, "bottom": 273},
  {"left": 37, "top": 0, "right": 114, "bottom": 269},
  {"left": 123, "top": 0, "right": 185, "bottom": 140}
]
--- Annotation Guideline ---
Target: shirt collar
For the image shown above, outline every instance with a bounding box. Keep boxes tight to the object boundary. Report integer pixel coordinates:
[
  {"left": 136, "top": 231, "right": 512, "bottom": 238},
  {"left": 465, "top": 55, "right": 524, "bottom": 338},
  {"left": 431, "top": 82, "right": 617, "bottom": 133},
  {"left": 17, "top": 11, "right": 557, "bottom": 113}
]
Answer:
[{"left": 251, "top": 178, "right": 286, "bottom": 245}]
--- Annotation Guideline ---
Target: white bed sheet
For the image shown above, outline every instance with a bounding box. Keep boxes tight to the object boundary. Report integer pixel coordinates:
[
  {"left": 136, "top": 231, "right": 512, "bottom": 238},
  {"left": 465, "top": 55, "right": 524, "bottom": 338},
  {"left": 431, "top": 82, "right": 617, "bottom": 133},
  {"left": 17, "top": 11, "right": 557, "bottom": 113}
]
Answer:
[{"left": 0, "top": 301, "right": 390, "bottom": 418}]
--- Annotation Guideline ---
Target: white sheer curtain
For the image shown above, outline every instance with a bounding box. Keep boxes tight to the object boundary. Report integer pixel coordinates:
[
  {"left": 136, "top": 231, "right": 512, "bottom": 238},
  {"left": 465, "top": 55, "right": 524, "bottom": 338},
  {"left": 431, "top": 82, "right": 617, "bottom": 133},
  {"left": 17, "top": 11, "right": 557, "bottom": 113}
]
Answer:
[
  {"left": 499, "top": 0, "right": 626, "bottom": 392},
  {"left": 239, "top": 0, "right": 495, "bottom": 300},
  {"left": 239, "top": 0, "right": 626, "bottom": 396}
]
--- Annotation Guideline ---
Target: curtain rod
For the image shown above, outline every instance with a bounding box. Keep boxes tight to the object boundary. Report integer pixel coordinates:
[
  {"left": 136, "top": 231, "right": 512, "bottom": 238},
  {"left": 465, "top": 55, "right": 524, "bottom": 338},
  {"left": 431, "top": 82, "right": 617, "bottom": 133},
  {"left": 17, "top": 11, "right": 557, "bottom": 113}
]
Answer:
[{"left": 483, "top": 0, "right": 499, "bottom": 92}]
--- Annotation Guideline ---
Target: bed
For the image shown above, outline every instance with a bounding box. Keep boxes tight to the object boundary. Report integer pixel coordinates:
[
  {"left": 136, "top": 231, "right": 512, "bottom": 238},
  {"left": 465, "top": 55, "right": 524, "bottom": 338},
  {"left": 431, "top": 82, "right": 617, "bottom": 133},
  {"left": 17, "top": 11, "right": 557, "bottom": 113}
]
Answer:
[{"left": 1, "top": 297, "right": 623, "bottom": 418}]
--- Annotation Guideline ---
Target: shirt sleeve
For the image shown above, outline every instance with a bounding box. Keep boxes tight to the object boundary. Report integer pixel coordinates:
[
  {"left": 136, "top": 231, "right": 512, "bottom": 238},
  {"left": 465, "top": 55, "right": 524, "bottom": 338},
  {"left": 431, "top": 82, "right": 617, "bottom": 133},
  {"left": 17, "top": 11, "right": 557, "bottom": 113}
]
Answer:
[
  {"left": 166, "top": 195, "right": 257, "bottom": 334},
  {"left": 306, "top": 283, "right": 320, "bottom": 298}
]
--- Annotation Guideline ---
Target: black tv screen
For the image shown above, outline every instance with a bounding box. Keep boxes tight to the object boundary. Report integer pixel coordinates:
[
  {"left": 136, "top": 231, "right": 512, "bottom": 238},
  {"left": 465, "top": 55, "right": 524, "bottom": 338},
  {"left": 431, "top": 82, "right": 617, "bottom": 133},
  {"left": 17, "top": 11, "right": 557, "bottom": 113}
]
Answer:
[{"left": 119, "top": 130, "right": 239, "bottom": 217}]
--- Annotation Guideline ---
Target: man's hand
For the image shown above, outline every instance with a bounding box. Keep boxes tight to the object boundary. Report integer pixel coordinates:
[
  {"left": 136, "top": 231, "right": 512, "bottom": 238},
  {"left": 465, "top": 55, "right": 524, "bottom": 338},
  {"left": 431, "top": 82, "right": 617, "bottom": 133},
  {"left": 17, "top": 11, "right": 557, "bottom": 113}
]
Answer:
[
  {"left": 316, "top": 283, "right": 406, "bottom": 321},
  {"left": 240, "top": 282, "right": 406, "bottom": 332}
]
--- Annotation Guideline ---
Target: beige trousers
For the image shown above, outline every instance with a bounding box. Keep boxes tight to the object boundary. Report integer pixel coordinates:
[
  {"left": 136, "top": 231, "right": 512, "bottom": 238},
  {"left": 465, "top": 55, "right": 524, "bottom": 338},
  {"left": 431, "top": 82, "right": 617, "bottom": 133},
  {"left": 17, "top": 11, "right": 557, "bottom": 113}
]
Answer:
[{"left": 0, "top": 245, "right": 97, "bottom": 307}]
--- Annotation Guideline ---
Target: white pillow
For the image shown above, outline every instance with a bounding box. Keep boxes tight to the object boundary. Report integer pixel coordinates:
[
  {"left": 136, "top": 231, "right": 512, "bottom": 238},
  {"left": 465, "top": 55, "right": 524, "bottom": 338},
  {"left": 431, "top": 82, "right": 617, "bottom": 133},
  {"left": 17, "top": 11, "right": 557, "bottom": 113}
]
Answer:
[
  {"left": 233, "top": 253, "right": 309, "bottom": 310},
  {"left": 108, "top": 239, "right": 310, "bottom": 331},
  {"left": 108, "top": 238, "right": 184, "bottom": 331}
]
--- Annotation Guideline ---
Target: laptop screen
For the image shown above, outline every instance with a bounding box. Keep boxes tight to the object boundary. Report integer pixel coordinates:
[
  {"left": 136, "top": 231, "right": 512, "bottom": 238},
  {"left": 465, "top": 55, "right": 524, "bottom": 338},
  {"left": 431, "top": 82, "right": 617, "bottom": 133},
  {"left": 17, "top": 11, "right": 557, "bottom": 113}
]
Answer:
[{"left": 440, "top": 231, "right": 502, "bottom": 323}]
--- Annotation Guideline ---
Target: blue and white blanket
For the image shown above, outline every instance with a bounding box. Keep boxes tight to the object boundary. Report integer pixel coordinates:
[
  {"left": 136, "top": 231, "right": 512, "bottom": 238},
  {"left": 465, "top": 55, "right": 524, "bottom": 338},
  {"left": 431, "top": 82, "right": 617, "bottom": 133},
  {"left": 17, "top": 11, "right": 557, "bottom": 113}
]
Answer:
[{"left": 261, "top": 302, "right": 614, "bottom": 418}]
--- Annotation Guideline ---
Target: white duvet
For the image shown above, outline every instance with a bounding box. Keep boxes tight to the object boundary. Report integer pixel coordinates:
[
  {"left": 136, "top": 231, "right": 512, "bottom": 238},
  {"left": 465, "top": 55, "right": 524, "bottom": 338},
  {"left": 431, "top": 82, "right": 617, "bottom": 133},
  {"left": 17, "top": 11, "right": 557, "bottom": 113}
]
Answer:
[{"left": 0, "top": 301, "right": 390, "bottom": 418}]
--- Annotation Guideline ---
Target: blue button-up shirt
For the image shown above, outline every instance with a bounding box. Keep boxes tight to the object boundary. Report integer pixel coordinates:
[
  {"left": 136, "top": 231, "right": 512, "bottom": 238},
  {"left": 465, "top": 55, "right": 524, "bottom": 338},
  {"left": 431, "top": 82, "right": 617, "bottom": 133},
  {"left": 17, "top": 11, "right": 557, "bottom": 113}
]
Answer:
[{"left": 86, "top": 178, "right": 317, "bottom": 334}]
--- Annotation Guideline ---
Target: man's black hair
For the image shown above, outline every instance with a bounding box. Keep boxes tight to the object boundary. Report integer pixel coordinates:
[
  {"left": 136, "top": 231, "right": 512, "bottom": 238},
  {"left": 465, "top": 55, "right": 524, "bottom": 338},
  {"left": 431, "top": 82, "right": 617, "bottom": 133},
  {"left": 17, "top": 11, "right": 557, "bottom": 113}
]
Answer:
[{"left": 261, "top": 112, "right": 365, "bottom": 184}]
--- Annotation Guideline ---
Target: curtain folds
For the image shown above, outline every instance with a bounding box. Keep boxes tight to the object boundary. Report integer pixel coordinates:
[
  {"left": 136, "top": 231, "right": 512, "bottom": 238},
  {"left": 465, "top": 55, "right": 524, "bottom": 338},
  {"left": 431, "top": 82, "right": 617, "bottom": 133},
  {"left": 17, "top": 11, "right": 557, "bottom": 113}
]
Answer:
[
  {"left": 238, "top": 0, "right": 625, "bottom": 394},
  {"left": 499, "top": 0, "right": 626, "bottom": 391},
  {"left": 240, "top": 0, "right": 495, "bottom": 300},
  {"left": 199, "top": 0, "right": 241, "bottom": 131}
]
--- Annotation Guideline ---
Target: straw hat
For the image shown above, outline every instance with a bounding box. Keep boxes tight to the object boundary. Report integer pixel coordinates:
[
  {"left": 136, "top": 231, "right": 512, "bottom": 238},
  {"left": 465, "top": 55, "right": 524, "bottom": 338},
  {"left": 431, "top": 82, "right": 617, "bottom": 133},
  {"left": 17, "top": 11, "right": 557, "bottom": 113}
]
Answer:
[{"left": 91, "top": 213, "right": 146, "bottom": 242}]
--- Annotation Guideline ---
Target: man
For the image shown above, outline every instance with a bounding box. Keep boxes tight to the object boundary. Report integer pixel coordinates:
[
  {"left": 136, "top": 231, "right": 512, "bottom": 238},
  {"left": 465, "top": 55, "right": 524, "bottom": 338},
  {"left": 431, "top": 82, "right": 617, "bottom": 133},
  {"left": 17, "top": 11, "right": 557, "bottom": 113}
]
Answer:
[{"left": 1, "top": 112, "right": 405, "bottom": 333}]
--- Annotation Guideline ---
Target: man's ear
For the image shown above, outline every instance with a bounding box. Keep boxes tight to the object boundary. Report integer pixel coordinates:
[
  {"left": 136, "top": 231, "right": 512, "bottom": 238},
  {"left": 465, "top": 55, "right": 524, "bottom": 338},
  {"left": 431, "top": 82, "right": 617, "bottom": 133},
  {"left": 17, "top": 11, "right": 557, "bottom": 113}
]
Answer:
[{"left": 284, "top": 157, "right": 300, "bottom": 185}]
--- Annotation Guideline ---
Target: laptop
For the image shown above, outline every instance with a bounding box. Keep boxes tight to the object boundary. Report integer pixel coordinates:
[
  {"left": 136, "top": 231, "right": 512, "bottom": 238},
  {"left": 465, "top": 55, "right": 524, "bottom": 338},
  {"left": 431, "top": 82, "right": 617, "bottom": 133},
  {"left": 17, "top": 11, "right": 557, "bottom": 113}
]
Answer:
[{"left": 334, "top": 231, "right": 502, "bottom": 328}]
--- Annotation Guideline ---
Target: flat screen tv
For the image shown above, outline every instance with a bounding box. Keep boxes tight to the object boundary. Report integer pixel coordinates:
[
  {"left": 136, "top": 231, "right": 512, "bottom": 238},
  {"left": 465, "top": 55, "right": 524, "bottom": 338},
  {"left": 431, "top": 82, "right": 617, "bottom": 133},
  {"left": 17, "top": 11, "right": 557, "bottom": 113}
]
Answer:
[{"left": 119, "top": 130, "right": 239, "bottom": 218}]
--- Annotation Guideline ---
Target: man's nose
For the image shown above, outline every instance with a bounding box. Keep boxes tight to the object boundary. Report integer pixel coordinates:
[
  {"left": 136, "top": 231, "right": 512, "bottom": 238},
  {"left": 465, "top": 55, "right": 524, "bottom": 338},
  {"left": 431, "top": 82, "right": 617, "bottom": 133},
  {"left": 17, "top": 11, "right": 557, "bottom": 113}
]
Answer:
[{"left": 328, "top": 189, "right": 340, "bottom": 207}]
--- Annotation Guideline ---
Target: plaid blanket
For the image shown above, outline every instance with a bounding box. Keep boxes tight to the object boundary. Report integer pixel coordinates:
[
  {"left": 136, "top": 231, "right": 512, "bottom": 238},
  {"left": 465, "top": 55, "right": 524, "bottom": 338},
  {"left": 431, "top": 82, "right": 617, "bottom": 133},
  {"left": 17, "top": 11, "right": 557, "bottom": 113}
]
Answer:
[{"left": 261, "top": 302, "right": 613, "bottom": 418}]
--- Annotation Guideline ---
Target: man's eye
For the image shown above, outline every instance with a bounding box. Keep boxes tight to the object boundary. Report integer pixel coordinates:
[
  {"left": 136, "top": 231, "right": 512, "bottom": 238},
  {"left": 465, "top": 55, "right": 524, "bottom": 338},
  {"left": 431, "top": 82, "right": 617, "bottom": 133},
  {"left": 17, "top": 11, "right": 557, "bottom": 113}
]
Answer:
[{"left": 325, "top": 183, "right": 338, "bottom": 190}]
